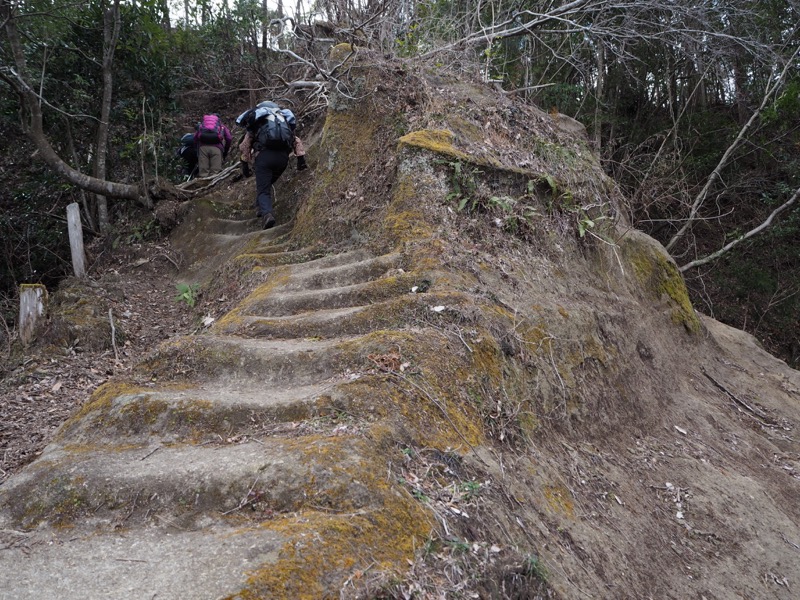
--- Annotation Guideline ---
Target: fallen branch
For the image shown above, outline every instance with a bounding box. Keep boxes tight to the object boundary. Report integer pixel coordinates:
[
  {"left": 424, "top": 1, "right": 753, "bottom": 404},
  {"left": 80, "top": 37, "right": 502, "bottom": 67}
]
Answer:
[
  {"left": 222, "top": 473, "right": 261, "bottom": 515},
  {"left": 108, "top": 308, "right": 118, "bottom": 361},
  {"left": 680, "top": 185, "right": 800, "bottom": 271},
  {"left": 701, "top": 367, "right": 779, "bottom": 427}
]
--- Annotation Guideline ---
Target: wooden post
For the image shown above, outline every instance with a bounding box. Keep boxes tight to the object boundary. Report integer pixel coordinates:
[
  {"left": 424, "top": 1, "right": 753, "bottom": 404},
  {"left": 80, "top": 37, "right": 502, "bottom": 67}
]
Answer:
[
  {"left": 67, "top": 202, "right": 86, "bottom": 278},
  {"left": 19, "top": 284, "right": 47, "bottom": 347}
]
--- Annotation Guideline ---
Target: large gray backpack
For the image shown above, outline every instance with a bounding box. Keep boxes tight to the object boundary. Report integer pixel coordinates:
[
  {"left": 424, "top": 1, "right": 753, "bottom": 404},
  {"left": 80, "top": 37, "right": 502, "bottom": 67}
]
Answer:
[{"left": 253, "top": 107, "right": 294, "bottom": 151}]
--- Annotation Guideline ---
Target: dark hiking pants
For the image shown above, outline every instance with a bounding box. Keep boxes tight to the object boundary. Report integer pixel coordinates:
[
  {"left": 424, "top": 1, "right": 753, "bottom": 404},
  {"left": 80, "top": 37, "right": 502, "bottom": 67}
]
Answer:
[{"left": 254, "top": 148, "right": 289, "bottom": 217}]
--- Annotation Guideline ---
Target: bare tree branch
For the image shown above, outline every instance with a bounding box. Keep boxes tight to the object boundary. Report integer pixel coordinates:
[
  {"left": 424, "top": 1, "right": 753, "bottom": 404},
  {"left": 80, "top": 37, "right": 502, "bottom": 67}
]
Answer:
[
  {"left": 1, "top": 0, "right": 146, "bottom": 205},
  {"left": 665, "top": 43, "right": 800, "bottom": 253},
  {"left": 679, "top": 186, "right": 800, "bottom": 272}
]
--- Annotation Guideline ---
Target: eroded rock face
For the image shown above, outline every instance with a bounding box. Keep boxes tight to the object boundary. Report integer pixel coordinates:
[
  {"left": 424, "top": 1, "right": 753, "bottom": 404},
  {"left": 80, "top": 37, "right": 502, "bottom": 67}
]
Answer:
[{"left": 2, "top": 50, "right": 799, "bottom": 600}]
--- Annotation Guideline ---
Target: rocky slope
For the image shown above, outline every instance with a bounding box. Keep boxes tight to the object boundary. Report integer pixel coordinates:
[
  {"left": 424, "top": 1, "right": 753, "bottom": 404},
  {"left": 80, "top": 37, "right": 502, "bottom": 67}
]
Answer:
[{"left": 1, "top": 48, "right": 799, "bottom": 599}]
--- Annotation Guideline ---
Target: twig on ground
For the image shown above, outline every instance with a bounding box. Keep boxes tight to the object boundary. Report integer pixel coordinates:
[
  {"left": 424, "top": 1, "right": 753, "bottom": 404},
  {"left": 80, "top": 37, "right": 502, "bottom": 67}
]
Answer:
[
  {"left": 222, "top": 474, "right": 261, "bottom": 515},
  {"left": 701, "top": 367, "right": 778, "bottom": 427},
  {"left": 140, "top": 447, "right": 160, "bottom": 461},
  {"left": 108, "top": 308, "right": 118, "bottom": 361}
]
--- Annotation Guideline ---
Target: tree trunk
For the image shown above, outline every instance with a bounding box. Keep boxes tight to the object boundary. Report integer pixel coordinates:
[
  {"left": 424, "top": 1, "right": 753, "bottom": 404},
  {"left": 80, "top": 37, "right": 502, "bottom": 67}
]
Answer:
[
  {"left": 160, "top": 0, "right": 171, "bottom": 33},
  {"left": 262, "top": 0, "right": 268, "bottom": 49},
  {"left": 64, "top": 117, "right": 96, "bottom": 232},
  {"left": 1, "top": 0, "right": 146, "bottom": 206},
  {"left": 593, "top": 40, "right": 605, "bottom": 150},
  {"left": 94, "top": 0, "right": 122, "bottom": 234}
]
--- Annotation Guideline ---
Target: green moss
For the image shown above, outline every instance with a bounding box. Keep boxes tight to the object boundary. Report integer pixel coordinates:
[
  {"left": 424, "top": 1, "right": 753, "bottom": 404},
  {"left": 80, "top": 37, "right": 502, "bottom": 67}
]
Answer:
[
  {"left": 227, "top": 437, "right": 434, "bottom": 600},
  {"left": 398, "top": 129, "right": 469, "bottom": 161},
  {"left": 622, "top": 232, "right": 701, "bottom": 333},
  {"left": 329, "top": 43, "right": 357, "bottom": 64},
  {"left": 57, "top": 380, "right": 147, "bottom": 436},
  {"left": 215, "top": 267, "right": 291, "bottom": 332},
  {"left": 543, "top": 483, "right": 575, "bottom": 519},
  {"left": 14, "top": 472, "right": 96, "bottom": 529}
]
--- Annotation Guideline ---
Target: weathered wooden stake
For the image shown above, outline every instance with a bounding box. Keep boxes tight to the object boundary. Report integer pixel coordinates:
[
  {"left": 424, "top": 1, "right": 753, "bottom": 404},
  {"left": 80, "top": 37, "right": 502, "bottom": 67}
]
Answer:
[
  {"left": 66, "top": 202, "right": 86, "bottom": 278},
  {"left": 19, "top": 283, "right": 47, "bottom": 347}
]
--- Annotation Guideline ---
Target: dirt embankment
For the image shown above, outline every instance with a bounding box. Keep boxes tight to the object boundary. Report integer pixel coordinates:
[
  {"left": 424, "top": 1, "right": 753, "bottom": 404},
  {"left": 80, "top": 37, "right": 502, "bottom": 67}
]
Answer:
[{"left": 1, "top": 50, "right": 799, "bottom": 600}]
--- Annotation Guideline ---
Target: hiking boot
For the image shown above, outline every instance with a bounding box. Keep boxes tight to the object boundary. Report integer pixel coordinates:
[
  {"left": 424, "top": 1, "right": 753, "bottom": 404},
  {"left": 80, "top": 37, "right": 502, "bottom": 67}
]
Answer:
[{"left": 262, "top": 213, "right": 276, "bottom": 229}]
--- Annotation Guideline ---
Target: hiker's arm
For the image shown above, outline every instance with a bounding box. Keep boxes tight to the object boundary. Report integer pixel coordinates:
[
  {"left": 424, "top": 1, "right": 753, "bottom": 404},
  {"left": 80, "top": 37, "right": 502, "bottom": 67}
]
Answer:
[
  {"left": 293, "top": 136, "right": 305, "bottom": 157},
  {"left": 223, "top": 127, "right": 232, "bottom": 156},
  {"left": 239, "top": 131, "right": 254, "bottom": 162}
]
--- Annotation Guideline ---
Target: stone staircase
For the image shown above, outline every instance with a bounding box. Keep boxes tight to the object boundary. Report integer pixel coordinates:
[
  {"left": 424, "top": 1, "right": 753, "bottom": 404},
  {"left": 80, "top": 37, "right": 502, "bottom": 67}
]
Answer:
[{"left": 0, "top": 206, "right": 448, "bottom": 600}]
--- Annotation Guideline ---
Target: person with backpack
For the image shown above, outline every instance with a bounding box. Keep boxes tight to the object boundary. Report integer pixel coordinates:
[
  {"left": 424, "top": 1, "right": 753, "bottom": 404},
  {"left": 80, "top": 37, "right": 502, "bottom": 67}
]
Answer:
[
  {"left": 194, "top": 113, "right": 232, "bottom": 177},
  {"left": 175, "top": 132, "right": 199, "bottom": 180},
  {"left": 236, "top": 100, "right": 307, "bottom": 229}
]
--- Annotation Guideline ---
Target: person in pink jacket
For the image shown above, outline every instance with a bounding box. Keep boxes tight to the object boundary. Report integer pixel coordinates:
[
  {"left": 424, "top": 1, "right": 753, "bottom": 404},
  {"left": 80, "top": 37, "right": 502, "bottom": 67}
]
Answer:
[{"left": 194, "top": 113, "right": 232, "bottom": 176}]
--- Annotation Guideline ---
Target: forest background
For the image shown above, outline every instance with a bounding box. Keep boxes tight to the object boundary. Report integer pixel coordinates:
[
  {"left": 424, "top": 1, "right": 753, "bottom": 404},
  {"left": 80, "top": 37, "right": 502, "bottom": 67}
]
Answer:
[{"left": 1, "top": 0, "right": 798, "bottom": 368}]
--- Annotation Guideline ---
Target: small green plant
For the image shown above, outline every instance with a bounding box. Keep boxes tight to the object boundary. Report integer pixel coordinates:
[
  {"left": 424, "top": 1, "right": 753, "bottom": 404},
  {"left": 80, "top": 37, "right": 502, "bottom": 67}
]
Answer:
[
  {"left": 174, "top": 282, "right": 199, "bottom": 307},
  {"left": 524, "top": 554, "right": 549, "bottom": 582},
  {"left": 487, "top": 195, "right": 542, "bottom": 234},
  {"left": 422, "top": 538, "right": 439, "bottom": 556},
  {"left": 412, "top": 489, "right": 430, "bottom": 502},
  {"left": 460, "top": 480, "right": 481, "bottom": 497},
  {"left": 439, "top": 159, "right": 481, "bottom": 212},
  {"left": 445, "top": 538, "right": 470, "bottom": 554},
  {"left": 574, "top": 207, "right": 610, "bottom": 239}
]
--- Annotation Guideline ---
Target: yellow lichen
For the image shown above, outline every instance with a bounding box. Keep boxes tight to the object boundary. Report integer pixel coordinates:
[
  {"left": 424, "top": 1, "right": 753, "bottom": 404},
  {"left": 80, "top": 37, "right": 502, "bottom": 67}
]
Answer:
[
  {"left": 398, "top": 129, "right": 468, "bottom": 161},
  {"left": 57, "top": 380, "right": 147, "bottom": 435},
  {"left": 543, "top": 483, "right": 575, "bottom": 518},
  {"left": 226, "top": 434, "right": 435, "bottom": 600},
  {"left": 622, "top": 232, "right": 700, "bottom": 333}
]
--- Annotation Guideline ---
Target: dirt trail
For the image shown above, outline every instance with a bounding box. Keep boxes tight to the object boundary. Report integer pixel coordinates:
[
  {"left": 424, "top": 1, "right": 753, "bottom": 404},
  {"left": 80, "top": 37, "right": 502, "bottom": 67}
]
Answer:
[{"left": 2, "top": 54, "right": 800, "bottom": 600}]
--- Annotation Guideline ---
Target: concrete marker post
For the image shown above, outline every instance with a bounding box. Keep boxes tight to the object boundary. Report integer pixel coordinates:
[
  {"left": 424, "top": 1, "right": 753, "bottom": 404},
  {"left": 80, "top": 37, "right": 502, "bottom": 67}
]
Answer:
[{"left": 67, "top": 202, "right": 86, "bottom": 278}]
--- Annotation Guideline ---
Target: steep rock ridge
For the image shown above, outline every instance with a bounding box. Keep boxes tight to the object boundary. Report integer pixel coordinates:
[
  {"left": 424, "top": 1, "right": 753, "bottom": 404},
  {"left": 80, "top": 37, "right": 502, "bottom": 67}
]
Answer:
[{"left": 2, "top": 48, "right": 799, "bottom": 600}]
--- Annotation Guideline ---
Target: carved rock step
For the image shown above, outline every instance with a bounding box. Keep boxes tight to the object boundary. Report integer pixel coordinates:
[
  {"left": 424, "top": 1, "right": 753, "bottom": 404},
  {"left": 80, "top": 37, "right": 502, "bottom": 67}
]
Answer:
[
  {"left": 1, "top": 435, "right": 373, "bottom": 530},
  {"left": 141, "top": 335, "right": 362, "bottom": 385},
  {"left": 0, "top": 524, "right": 286, "bottom": 600},
  {"left": 242, "top": 247, "right": 378, "bottom": 269},
  {"left": 203, "top": 216, "right": 258, "bottom": 236},
  {"left": 53, "top": 380, "right": 347, "bottom": 444},
  {"left": 278, "top": 252, "right": 403, "bottom": 291},
  {"left": 237, "top": 275, "right": 417, "bottom": 318},
  {"left": 230, "top": 290, "right": 469, "bottom": 339}
]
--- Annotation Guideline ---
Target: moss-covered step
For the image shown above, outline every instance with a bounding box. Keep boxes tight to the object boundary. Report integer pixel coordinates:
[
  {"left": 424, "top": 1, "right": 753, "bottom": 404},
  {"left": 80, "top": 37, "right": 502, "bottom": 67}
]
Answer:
[
  {"left": 0, "top": 523, "right": 286, "bottom": 600},
  {"left": 139, "top": 335, "right": 364, "bottom": 385},
  {"left": 233, "top": 274, "right": 419, "bottom": 318},
  {"left": 0, "top": 483, "right": 432, "bottom": 600},
  {"left": 228, "top": 290, "right": 474, "bottom": 339},
  {"left": 279, "top": 252, "right": 403, "bottom": 292},
  {"left": 0, "top": 433, "right": 376, "bottom": 530},
  {"left": 53, "top": 380, "right": 347, "bottom": 444}
]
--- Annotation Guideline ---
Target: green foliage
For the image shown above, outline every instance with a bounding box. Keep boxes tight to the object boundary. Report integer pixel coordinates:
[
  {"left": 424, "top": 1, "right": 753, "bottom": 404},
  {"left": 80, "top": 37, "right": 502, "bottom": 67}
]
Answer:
[
  {"left": 572, "top": 207, "right": 609, "bottom": 239},
  {"left": 121, "top": 218, "right": 162, "bottom": 245},
  {"left": 0, "top": 163, "right": 73, "bottom": 296},
  {"left": 459, "top": 480, "right": 481, "bottom": 498},
  {"left": 440, "top": 160, "right": 481, "bottom": 212},
  {"left": 174, "top": 283, "right": 200, "bottom": 308},
  {"left": 396, "top": 23, "right": 420, "bottom": 57},
  {"left": 444, "top": 538, "right": 471, "bottom": 554},
  {"left": 524, "top": 554, "right": 549, "bottom": 581},
  {"left": 763, "top": 80, "right": 800, "bottom": 125},
  {"left": 411, "top": 488, "right": 430, "bottom": 502}
]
